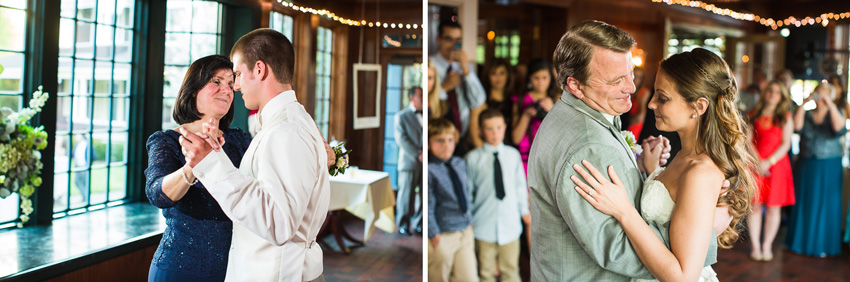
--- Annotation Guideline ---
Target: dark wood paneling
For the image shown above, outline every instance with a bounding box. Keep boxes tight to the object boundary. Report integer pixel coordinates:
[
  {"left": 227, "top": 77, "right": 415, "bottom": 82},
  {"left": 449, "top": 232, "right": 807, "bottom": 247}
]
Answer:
[{"left": 43, "top": 245, "right": 157, "bottom": 282}]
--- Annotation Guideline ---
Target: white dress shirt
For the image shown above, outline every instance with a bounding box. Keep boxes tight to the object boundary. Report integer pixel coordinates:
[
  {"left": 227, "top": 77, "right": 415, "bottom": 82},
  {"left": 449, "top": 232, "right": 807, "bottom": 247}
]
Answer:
[
  {"left": 464, "top": 143, "right": 529, "bottom": 245},
  {"left": 429, "top": 53, "right": 487, "bottom": 136},
  {"left": 193, "top": 90, "right": 330, "bottom": 282}
]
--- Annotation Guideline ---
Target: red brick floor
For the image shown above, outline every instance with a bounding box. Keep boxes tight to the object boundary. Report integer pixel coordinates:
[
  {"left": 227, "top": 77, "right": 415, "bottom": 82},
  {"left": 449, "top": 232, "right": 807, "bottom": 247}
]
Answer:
[{"left": 321, "top": 212, "right": 423, "bottom": 282}]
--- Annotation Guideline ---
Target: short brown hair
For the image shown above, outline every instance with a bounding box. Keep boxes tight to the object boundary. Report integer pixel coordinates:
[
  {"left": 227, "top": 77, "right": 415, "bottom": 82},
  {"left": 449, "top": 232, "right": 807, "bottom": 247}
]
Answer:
[
  {"left": 553, "top": 20, "right": 635, "bottom": 88},
  {"left": 428, "top": 118, "right": 458, "bottom": 141},
  {"left": 477, "top": 107, "right": 505, "bottom": 128},
  {"left": 230, "top": 28, "right": 294, "bottom": 84}
]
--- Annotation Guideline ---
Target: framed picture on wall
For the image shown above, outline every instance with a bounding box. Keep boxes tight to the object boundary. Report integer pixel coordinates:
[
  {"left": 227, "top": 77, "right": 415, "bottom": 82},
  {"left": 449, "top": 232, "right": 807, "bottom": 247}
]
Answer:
[{"left": 353, "top": 63, "right": 382, "bottom": 129}]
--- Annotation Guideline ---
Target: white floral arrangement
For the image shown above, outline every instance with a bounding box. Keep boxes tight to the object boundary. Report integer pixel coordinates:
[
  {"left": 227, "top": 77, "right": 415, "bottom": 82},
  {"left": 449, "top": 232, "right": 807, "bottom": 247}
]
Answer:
[
  {"left": 620, "top": 130, "right": 642, "bottom": 158},
  {"left": 0, "top": 86, "right": 49, "bottom": 227},
  {"left": 328, "top": 141, "right": 352, "bottom": 176}
]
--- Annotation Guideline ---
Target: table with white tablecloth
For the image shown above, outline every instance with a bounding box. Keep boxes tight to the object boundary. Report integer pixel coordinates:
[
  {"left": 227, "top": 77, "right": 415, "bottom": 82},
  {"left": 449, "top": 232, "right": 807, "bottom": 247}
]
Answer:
[{"left": 325, "top": 169, "right": 396, "bottom": 252}]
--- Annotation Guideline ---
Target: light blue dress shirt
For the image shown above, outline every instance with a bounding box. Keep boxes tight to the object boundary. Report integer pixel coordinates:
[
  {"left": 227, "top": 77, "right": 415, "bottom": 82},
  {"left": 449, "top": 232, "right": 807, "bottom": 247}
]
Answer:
[{"left": 465, "top": 143, "right": 530, "bottom": 245}]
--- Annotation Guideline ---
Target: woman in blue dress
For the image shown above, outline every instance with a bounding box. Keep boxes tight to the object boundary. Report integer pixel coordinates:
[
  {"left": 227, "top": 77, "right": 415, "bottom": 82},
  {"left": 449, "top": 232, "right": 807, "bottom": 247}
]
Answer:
[
  {"left": 786, "top": 81, "right": 847, "bottom": 257},
  {"left": 145, "top": 55, "right": 252, "bottom": 281}
]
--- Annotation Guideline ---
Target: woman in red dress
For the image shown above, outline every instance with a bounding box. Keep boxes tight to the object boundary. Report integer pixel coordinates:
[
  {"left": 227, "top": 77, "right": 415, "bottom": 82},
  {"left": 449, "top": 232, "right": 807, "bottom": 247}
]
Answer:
[{"left": 746, "top": 80, "right": 795, "bottom": 261}]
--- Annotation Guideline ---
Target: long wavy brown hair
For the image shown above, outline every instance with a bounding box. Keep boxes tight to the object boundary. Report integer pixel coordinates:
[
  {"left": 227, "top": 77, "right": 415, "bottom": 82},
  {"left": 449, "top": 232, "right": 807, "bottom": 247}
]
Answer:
[
  {"left": 748, "top": 80, "right": 792, "bottom": 127},
  {"left": 659, "top": 48, "right": 758, "bottom": 249}
]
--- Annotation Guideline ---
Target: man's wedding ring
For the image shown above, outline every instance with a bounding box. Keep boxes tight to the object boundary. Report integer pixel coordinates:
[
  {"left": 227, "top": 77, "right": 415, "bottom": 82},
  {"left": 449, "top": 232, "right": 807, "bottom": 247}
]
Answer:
[{"left": 588, "top": 189, "right": 595, "bottom": 196}]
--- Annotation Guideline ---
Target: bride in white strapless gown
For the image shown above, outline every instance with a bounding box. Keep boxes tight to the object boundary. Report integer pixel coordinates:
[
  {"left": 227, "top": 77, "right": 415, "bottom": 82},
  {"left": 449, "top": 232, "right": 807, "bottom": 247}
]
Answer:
[{"left": 632, "top": 168, "right": 719, "bottom": 282}]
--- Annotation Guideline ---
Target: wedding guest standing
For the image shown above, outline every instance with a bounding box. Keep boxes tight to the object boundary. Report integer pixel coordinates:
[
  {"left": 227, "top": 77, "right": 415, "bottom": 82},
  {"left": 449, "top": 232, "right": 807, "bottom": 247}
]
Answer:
[
  {"left": 465, "top": 108, "right": 528, "bottom": 282},
  {"left": 746, "top": 80, "right": 795, "bottom": 261},
  {"left": 512, "top": 58, "right": 558, "bottom": 175},
  {"left": 428, "top": 61, "right": 447, "bottom": 119},
  {"left": 428, "top": 119, "right": 477, "bottom": 282},
  {"left": 394, "top": 87, "right": 424, "bottom": 235},
  {"left": 145, "top": 55, "right": 251, "bottom": 282},
  {"left": 470, "top": 59, "right": 516, "bottom": 148},
  {"left": 786, "top": 82, "right": 848, "bottom": 257}
]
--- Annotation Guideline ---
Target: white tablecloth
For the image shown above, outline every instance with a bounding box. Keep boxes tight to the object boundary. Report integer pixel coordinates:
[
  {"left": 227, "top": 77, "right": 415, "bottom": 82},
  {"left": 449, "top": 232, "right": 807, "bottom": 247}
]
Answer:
[{"left": 329, "top": 169, "right": 396, "bottom": 242}]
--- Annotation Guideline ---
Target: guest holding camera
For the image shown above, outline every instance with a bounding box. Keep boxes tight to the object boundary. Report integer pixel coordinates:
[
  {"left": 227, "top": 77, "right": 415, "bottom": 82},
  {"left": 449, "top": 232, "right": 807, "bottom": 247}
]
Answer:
[{"left": 511, "top": 58, "right": 559, "bottom": 175}]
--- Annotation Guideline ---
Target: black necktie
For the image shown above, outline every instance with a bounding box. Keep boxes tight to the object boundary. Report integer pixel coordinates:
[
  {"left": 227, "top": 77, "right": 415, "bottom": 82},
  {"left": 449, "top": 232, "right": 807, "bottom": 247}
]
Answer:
[
  {"left": 444, "top": 160, "right": 468, "bottom": 213},
  {"left": 415, "top": 109, "right": 422, "bottom": 114},
  {"left": 445, "top": 65, "right": 462, "bottom": 132},
  {"left": 493, "top": 152, "right": 505, "bottom": 200}
]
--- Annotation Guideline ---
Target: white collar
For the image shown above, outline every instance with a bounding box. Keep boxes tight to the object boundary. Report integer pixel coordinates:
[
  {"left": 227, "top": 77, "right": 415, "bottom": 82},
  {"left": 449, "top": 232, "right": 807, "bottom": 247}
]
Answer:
[
  {"left": 600, "top": 112, "right": 616, "bottom": 126},
  {"left": 257, "top": 90, "right": 297, "bottom": 129}
]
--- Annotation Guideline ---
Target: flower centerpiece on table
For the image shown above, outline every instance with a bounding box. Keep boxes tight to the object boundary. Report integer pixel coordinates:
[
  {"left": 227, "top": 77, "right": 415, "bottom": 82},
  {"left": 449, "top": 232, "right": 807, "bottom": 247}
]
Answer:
[
  {"left": 0, "top": 85, "right": 49, "bottom": 227},
  {"left": 328, "top": 141, "right": 352, "bottom": 176}
]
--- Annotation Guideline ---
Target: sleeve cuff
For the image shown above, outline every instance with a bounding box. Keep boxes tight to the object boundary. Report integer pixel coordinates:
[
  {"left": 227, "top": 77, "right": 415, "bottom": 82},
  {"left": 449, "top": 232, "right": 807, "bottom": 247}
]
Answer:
[{"left": 193, "top": 150, "right": 236, "bottom": 183}]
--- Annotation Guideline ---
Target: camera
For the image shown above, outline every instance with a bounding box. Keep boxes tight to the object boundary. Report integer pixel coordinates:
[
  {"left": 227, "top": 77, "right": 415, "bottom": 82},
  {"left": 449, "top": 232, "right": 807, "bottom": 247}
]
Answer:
[
  {"left": 453, "top": 42, "right": 462, "bottom": 51},
  {"left": 532, "top": 102, "right": 548, "bottom": 119}
]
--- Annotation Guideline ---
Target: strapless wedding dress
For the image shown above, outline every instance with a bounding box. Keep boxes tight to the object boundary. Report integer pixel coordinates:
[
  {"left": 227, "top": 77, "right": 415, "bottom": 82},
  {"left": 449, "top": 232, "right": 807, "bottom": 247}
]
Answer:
[{"left": 632, "top": 168, "right": 719, "bottom": 282}]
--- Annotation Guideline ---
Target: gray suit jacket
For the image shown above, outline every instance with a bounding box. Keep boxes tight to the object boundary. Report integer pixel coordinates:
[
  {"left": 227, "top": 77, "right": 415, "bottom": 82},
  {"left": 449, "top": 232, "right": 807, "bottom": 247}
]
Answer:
[
  {"left": 527, "top": 92, "right": 717, "bottom": 281},
  {"left": 394, "top": 107, "right": 422, "bottom": 172}
]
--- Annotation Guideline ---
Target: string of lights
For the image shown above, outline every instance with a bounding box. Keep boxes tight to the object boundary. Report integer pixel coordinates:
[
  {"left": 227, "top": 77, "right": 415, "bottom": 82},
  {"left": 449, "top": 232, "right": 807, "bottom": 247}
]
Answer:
[
  {"left": 651, "top": 0, "right": 850, "bottom": 30},
  {"left": 274, "top": 0, "right": 421, "bottom": 29}
]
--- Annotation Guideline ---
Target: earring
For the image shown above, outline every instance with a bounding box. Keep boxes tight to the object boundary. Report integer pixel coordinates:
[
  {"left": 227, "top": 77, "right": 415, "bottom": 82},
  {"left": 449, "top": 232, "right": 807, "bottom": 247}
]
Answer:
[{"left": 691, "top": 114, "right": 697, "bottom": 119}]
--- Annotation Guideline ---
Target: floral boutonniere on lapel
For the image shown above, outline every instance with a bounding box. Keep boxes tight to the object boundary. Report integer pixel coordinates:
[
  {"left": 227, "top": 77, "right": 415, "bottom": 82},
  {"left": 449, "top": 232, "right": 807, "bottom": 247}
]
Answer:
[{"left": 620, "top": 130, "right": 642, "bottom": 159}]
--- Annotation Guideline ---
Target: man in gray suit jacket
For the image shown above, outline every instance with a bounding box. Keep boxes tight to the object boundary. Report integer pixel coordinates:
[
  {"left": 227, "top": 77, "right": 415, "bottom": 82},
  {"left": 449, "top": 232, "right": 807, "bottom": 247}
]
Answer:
[
  {"left": 527, "top": 21, "right": 719, "bottom": 281},
  {"left": 394, "top": 87, "right": 424, "bottom": 235}
]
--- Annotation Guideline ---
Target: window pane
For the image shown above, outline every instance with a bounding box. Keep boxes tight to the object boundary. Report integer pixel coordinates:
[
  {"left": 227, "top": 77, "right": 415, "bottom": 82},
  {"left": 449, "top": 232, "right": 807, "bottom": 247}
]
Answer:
[
  {"left": 95, "top": 25, "right": 114, "bottom": 60},
  {"left": 54, "top": 134, "right": 71, "bottom": 173},
  {"left": 113, "top": 63, "right": 131, "bottom": 96},
  {"left": 109, "top": 165, "right": 127, "bottom": 200},
  {"left": 112, "top": 97, "right": 129, "bottom": 130},
  {"left": 96, "top": 0, "right": 115, "bottom": 25},
  {"left": 0, "top": 0, "right": 26, "bottom": 9},
  {"left": 190, "top": 33, "right": 218, "bottom": 62},
  {"left": 71, "top": 96, "right": 92, "bottom": 133},
  {"left": 53, "top": 172, "right": 69, "bottom": 212},
  {"left": 0, "top": 193, "right": 20, "bottom": 223},
  {"left": 116, "top": 0, "right": 134, "bottom": 28},
  {"left": 89, "top": 167, "right": 108, "bottom": 206},
  {"left": 163, "top": 65, "right": 188, "bottom": 98},
  {"left": 325, "top": 29, "right": 332, "bottom": 51},
  {"left": 0, "top": 95, "right": 20, "bottom": 110},
  {"left": 56, "top": 96, "right": 72, "bottom": 133},
  {"left": 110, "top": 132, "right": 128, "bottom": 164},
  {"left": 76, "top": 5, "right": 94, "bottom": 22},
  {"left": 0, "top": 51, "right": 24, "bottom": 95},
  {"left": 76, "top": 21, "right": 95, "bottom": 59},
  {"left": 164, "top": 33, "right": 190, "bottom": 65},
  {"left": 74, "top": 59, "right": 93, "bottom": 96},
  {"left": 57, "top": 57, "right": 73, "bottom": 95},
  {"left": 92, "top": 97, "right": 110, "bottom": 130},
  {"left": 166, "top": 0, "right": 192, "bottom": 32},
  {"left": 60, "top": 0, "right": 75, "bottom": 18},
  {"left": 94, "top": 61, "right": 112, "bottom": 96},
  {"left": 115, "top": 28, "right": 133, "bottom": 62},
  {"left": 59, "top": 18, "right": 75, "bottom": 57},
  {"left": 283, "top": 15, "right": 293, "bottom": 40},
  {"left": 191, "top": 1, "right": 220, "bottom": 34},
  {"left": 162, "top": 98, "right": 177, "bottom": 129},
  {"left": 0, "top": 7, "right": 26, "bottom": 51}
]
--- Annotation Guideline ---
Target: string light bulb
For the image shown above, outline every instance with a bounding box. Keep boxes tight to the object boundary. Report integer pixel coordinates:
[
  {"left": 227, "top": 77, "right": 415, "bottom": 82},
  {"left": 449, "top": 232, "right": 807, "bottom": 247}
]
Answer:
[
  {"left": 651, "top": 0, "right": 849, "bottom": 29},
  {"left": 273, "top": 1, "right": 421, "bottom": 29}
]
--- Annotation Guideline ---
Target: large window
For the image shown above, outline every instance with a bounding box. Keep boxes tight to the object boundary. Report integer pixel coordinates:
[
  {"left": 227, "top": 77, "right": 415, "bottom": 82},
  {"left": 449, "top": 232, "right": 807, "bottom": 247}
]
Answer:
[
  {"left": 162, "top": 0, "right": 222, "bottom": 130},
  {"left": 314, "top": 26, "right": 332, "bottom": 139},
  {"left": 53, "top": 0, "right": 135, "bottom": 217},
  {"left": 270, "top": 11, "right": 294, "bottom": 42},
  {"left": 0, "top": 0, "right": 30, "bottom": 227}
]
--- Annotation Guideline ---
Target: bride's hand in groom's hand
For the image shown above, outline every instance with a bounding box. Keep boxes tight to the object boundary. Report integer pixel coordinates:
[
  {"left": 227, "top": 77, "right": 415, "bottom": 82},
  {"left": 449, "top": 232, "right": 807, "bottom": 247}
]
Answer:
[
  {"left": 571, "top": 161, "right": 633, "bottom": 220},
  {"left": 179, "top": 127, "right": 213, "bottom": 168},
  {"left": 201, "top": 118, "right": 225, "bottom": 152}
]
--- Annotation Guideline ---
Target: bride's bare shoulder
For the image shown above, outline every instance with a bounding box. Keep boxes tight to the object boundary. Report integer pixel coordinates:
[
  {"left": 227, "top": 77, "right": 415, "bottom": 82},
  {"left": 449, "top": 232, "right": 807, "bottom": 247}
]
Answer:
[{"left": 678, "top": 156, "right": 724, "bottom": 191}]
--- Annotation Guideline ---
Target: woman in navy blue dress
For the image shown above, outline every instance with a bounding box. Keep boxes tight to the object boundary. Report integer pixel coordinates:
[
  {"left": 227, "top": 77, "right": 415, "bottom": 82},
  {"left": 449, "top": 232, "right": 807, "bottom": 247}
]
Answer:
[
  {"left": 145, "top": 55, "right": 251, "bottom": 281},
  {"left": 786, "top": 82, "right": 847, "bottom": 257}
]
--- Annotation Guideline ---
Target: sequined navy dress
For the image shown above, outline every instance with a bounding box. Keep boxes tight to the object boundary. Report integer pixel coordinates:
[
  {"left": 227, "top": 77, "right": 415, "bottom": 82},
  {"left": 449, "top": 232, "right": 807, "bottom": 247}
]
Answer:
[{"left": 144, "top": 128, "right": 251, "bottom": 281}]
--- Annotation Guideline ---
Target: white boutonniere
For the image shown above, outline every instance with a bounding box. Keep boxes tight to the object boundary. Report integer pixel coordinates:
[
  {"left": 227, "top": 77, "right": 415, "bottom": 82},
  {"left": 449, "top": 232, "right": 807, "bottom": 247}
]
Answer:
[{"left": 620, "top": 130, "right": 642, "bottom": 158}]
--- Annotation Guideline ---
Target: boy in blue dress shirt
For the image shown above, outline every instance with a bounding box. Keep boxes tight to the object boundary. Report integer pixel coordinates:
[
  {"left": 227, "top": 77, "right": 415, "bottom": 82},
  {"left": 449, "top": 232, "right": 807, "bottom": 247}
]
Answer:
[
  {"left": 465, "top": 108, "right": 529, "bottom": 282},
  {"left": 427, "top": 119, "right": 477, "bottom": 282}
]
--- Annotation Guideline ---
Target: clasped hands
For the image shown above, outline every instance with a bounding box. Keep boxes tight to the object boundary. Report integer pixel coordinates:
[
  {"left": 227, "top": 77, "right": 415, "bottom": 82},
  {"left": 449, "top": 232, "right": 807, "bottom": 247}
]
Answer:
[{"left": 178, "top": 118, "right": 337, "bottom": 169}]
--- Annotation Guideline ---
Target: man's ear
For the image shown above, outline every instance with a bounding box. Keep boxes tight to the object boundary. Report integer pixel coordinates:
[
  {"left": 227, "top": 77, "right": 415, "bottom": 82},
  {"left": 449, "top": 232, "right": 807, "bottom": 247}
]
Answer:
[
  {"left": 255, "top": 60, "right": 269, "bottom": 81},
  {"left": 566, "top": 77, "right": 583, "bottom": 99}
]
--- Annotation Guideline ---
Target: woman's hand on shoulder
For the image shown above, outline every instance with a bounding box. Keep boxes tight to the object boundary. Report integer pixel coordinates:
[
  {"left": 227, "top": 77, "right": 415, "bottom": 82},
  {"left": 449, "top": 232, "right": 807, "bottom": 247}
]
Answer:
[{"left": 571, "top": 160, "right": 634, "bottom": 220}]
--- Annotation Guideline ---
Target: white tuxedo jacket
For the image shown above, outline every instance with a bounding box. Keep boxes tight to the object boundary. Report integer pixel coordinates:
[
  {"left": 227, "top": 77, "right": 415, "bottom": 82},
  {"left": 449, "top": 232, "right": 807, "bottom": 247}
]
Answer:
[{"left": 194, "top": 90, "right": 330, "bottom": 281}]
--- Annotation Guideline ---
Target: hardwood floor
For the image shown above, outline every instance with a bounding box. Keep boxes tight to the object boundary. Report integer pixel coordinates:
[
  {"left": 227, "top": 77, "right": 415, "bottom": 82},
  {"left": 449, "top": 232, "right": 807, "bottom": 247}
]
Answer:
[{"left": 322, "top": 212, "right": 423, "bottom": 282}]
